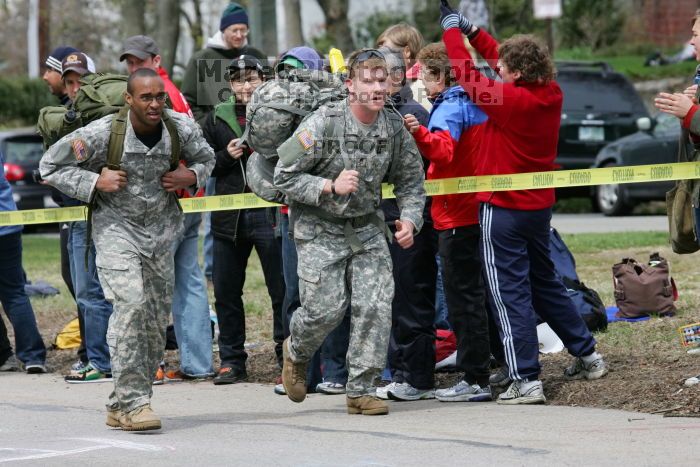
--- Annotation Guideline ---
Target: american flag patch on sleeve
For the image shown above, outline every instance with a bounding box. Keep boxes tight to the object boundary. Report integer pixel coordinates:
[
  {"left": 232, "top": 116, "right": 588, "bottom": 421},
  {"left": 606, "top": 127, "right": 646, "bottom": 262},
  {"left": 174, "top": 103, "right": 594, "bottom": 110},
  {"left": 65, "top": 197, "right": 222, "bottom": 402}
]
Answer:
[
  {"left": 296, "top": 129, "right": 314, "bottom": 150},
  {"left": 71, "top": 139, "right": 88, "bottom": 161}
]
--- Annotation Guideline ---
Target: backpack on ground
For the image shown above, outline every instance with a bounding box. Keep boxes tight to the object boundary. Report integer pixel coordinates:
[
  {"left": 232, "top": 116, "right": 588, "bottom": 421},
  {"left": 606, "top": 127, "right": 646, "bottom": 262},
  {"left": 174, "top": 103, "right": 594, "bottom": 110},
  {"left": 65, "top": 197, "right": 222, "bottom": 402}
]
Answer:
[
  {"left": 549, "top": 227, "right": 608, "bottom": 332},
  {"left": 612, "top": 253, "right": 677, "bottom": 318},
  {"left": 37, "top": 73, "right": 128, "bottom": 147},
  {"left": 53, "top": 318, "right": 81, "bottom": 349}
]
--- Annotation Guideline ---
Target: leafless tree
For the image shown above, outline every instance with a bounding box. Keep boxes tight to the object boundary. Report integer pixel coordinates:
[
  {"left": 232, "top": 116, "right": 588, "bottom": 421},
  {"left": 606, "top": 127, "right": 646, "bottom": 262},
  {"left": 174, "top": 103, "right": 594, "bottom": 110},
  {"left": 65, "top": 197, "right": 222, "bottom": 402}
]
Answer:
[
  {"left": 317, "top": 0, "right": 355, "bottom": 52},
  {"left": 119, "top": 0, "right": 145, "bottom": 37},
  {"left": 283, "top": 0, "right": 304, "bottom": 50},
  {"left": 181, "top": 0, "right": 204, "bottom": 52},
  {"left": 155, "top": 0, "right": 179, "bottom": 75}
]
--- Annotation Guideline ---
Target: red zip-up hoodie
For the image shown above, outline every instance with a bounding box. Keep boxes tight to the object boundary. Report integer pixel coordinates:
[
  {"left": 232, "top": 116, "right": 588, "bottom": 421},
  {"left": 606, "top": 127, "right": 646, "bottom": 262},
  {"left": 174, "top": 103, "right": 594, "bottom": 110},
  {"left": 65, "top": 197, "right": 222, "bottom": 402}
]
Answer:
[
  {"left": 443, "top": 27, "right": 563, "bottom": 210},
  {"left": 412, "top": 85, "right": 487, "bottom": 229}
]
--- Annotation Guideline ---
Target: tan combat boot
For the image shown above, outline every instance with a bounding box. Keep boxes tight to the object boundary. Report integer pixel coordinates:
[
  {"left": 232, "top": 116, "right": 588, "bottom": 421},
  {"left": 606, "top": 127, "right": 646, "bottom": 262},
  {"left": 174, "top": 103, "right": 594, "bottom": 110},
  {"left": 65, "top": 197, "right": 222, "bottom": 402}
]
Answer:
[
  {"left": 282, "top": 337, "right": 307, "bottom": 403},
  {"left": 105, "top": 407, "right": 123, "bottom": 428},
  {"left": 119, "top": 404, "right": 162, "bottom": 431},
  {"left": 347, "top": 395, "right": 389, "bottom": 415}
]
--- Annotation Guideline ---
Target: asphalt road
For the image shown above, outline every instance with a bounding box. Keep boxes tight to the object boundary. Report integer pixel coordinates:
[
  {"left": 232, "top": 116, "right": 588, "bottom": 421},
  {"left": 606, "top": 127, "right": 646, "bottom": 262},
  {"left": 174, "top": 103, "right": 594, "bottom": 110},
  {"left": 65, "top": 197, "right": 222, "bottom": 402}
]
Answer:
[
  {"left": 6, "top": 214, "right": 674, "bottom": 466},
  {"left": 1, "top": 373, "right": 698, "bottom": 466}
]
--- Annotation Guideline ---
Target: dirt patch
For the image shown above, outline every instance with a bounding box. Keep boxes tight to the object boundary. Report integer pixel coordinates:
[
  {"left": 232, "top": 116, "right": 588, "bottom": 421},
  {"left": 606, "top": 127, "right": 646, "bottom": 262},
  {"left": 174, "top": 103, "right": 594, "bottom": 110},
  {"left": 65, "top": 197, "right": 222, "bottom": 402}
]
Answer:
[{"left": 39, "top": 326, "right": 700, "bottom": 417}]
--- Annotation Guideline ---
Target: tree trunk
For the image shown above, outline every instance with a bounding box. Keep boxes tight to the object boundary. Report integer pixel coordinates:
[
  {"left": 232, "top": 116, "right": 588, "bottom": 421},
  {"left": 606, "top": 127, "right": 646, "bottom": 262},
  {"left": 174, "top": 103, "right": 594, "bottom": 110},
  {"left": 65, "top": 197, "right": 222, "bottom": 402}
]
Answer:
[
  {"left": 282, "top": 0, "right": 304, "bottom": 51},
  {"left": 119, "top": 0, "right": 145, "bottom": 37},
  {"left": 182, "top": 0, "right": 204, "bottom": 52},
  {"left": 248, "top": 0, "right": 278, "bottom": 56},
  {"left": 317, "top": 0, "right": 355, "bottom": 53},
  {"left": 155, "top": 0, "right": 180, "bottom": 75},
  {"left": 38, "top": 0, "right": 49, "bottom": 72}
]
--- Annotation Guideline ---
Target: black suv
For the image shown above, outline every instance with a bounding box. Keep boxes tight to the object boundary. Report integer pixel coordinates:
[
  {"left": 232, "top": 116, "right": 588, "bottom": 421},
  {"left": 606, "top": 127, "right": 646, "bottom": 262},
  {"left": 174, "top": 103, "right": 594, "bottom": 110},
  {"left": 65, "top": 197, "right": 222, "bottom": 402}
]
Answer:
[{"left": 555, "top": 62, "right": 650, "bottom": 195}]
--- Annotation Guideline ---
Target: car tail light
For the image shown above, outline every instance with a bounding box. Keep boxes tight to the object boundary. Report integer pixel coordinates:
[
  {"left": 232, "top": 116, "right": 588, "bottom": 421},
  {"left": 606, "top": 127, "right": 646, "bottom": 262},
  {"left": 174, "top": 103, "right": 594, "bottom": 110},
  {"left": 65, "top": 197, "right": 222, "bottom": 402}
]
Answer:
[{"left": 3, "top": 163, "right": 25, "bottom": 182}]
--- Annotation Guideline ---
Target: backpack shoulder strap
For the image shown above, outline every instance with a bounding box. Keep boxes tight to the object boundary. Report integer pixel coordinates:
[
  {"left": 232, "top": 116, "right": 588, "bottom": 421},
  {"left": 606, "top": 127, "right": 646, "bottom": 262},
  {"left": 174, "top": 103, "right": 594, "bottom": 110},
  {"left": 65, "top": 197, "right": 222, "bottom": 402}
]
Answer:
[
  {"left": 322, "top": 107, "right": 348, "bottom": 168},
  {"left": 384, "top": 109, "right": 405, "bottom": 182},
  {"left": 107, "top": 107, "right": 129, "bottom": 169},
  {"left": 161, "top": 110, "right": 181, "bottom": 170}
]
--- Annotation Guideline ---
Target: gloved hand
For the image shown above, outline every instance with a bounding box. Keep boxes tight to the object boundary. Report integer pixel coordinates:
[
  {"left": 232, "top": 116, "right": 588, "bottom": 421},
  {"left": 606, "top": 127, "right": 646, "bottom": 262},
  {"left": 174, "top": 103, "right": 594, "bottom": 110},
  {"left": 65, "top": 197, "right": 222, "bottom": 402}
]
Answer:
[
  {"left": 439, "top": 0, "right": 460, "bottom": 30},
  {"left": 458, "top": 14, "right": 473, "bottom": 35}
]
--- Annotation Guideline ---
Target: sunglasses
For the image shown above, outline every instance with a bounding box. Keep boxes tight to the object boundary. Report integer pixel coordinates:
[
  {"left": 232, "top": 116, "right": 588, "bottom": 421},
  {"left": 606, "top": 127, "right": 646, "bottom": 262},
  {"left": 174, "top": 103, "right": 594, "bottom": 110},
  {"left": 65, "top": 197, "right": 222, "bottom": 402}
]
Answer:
[{"left": 348, "top": 49, "right": 385, "bottom": 71}]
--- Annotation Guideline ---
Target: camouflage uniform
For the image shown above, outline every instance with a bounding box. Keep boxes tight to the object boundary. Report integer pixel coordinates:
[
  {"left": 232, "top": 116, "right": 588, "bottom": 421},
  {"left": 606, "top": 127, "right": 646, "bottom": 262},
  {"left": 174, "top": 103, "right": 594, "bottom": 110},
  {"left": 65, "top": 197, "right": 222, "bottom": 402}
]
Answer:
[
  {"left": 40, "top": 110, "right": 214, "bottom": 412},
  {"left": 274, "top": 99, "right": 426, "bottom": 396}
]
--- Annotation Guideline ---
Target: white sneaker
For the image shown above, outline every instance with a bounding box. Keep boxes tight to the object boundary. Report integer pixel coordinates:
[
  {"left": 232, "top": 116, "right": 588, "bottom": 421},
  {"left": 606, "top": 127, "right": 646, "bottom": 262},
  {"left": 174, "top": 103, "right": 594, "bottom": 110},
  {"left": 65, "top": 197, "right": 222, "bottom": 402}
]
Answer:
[
  {"left": 316, "top": 381, "right": 346, "bottom": 395},
  {"left": 497, "top": 379, "right": 546, "bottom": 405},
  {"left": 376, "top": 382, "right": 400, "bottom": 400},
  {"left": 387, "top": 382, "right": 435, "bottom": 401},
  {"left": 0, "top": 355, "right": 18, "bottom": 372},
  {"left": 564, "top": 353, "right": 608, "bottom": 380},
  {"left": 436, "top": 380, "right": 492, "bottom": 402}
]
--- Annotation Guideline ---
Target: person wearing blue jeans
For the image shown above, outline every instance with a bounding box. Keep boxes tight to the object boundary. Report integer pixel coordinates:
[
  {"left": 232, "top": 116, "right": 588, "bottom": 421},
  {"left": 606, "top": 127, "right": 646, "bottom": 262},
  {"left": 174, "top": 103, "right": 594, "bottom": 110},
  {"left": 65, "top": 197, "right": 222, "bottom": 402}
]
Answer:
[
  {"left": 0, "top": 232, "right": 47, "bottom": 372},
  {"left": 170, "top": 212, "right": 214, "bottom": 377},
  {"left": 202, "top": 177, "right": 216, "bottom": 280},
  {"left": 0, "top": 160, "right": 46, "bottom": 372},
  {"left": 434, "top": 255, "right": 451, "bottom": 330},
  {"left": 279, "top": 212, "right": 350, "bottom": 395},
  {"left": 66, "top": 220, "right": 113, "bottom": 381}
]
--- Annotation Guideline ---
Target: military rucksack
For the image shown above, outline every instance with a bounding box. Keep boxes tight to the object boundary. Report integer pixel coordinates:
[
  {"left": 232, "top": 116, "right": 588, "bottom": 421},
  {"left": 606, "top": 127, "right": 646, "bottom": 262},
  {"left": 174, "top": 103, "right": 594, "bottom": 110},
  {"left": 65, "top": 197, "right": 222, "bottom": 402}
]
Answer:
[
  {"left": 83, "top": 107, "right": 182, "bottom": 268},
  {"left": 244, "top": 68, "right": 347, "bottom": 158},
  {"left": 105, "top": 106, "right": 181, "bottom": 171},
  {"left": 246, "top": 105, "right": 405, "bottom": 204},
  {"left": 37, "top": 73, "right": 128, "bottom": 148}
]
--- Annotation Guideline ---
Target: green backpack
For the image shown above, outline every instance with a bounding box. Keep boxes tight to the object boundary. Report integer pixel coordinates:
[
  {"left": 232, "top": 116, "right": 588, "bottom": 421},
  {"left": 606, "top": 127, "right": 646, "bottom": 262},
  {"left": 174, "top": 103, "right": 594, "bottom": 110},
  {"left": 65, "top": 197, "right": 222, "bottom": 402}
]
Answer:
[{"left": 37, "top": 73, "right": 128, "bottom": 148}]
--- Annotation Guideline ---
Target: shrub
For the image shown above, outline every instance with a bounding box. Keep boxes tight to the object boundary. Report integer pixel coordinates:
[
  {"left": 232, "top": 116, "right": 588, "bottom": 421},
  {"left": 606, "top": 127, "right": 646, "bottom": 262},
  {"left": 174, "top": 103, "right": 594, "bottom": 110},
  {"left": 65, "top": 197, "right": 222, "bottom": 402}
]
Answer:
[{"left": 0, "top": 77, "right": 56, "bottom": 128}]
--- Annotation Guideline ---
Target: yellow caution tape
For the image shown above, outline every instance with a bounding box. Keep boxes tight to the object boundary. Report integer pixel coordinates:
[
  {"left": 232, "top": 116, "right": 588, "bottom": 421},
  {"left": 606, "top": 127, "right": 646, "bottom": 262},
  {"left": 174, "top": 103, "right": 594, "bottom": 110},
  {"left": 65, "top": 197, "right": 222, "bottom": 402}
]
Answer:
[{"left": 2, "top": 161, "right": 699, "bottom": 227}]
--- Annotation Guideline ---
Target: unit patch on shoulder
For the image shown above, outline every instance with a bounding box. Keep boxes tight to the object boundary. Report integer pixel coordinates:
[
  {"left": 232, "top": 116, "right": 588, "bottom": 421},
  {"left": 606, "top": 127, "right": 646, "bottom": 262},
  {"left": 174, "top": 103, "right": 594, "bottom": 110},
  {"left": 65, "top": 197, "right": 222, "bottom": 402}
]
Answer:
[
  {"left": 296, "top": 129, "right": 314, "bottom": 151},
  {"left": 71, "top": 139, "right": 88, "bottom": 161}
]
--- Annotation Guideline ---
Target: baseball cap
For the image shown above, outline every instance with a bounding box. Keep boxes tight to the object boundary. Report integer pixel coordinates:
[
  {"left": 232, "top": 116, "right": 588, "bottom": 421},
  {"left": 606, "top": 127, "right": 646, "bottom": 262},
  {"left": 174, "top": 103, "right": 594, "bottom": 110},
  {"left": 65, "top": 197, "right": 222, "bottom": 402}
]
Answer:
[
  {"left": 119, "top": 35, "right": 160, "bottom": 62},
  {"left": 226, "top": 55, "right": 265, "bottom": 76},
  {"left": 277, "top": 47, "right": 323, "bottom": 72},
  {"left": 45, "top": 46, "right": 79, "bottom": 73},
  {"left": 61, "top": 52, "right": 95, "bottom": 77}
]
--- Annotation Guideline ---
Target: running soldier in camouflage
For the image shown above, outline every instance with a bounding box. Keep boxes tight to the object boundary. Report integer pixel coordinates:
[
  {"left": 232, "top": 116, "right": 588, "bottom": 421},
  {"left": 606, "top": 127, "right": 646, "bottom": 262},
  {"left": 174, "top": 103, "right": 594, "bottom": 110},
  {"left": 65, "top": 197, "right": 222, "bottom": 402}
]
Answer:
[
  {"left": 40, "top": 69, "right": 214, "bottom": 431},
  {"left": 274, "top": 49, "right": 426, "bottom": 415}
]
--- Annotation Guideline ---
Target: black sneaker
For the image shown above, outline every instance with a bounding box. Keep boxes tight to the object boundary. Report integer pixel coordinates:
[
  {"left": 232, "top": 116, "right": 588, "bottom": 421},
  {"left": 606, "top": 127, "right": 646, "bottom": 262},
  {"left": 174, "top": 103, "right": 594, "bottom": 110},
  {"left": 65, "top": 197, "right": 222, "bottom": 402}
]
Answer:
[
  {"left": 213, "top": 367, "right": 248, "bottom": 385},
  {"left": 25, "top": 363, "right": 48, "bottom": 374}
]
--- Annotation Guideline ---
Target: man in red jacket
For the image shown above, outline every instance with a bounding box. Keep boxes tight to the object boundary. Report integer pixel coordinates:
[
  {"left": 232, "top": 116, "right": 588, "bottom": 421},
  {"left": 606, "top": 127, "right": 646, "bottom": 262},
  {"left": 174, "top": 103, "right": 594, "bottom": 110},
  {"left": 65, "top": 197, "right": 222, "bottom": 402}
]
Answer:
[
  {"left": 120, "top": 35, "right": 194, "bottom": 118},
  {"left": 439, "top": 1, "right": 608, "bottom": 404}
]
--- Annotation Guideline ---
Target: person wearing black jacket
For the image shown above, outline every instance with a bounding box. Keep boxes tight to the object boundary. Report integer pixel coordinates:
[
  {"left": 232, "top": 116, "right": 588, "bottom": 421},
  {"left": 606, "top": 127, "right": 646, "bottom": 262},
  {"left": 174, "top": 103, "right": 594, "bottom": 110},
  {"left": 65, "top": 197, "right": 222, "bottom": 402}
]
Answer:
[
  {"left": 376, "top": 47, "right": 440, "bottom": 401},
  {"left": 202, "top": 55, "right": 285, "bottom": 385}
]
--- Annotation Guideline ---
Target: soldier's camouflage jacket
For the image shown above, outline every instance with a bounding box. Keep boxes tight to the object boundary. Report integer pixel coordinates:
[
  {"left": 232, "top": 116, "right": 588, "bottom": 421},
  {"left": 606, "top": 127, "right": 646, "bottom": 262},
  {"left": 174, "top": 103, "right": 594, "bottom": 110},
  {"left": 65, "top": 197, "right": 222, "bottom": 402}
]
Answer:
[
  {"left": 273, "top": 99, "right": 426, "bottom": 240},
  {"left": 40, "top": 110, "right": 215, "bottom": 256}
]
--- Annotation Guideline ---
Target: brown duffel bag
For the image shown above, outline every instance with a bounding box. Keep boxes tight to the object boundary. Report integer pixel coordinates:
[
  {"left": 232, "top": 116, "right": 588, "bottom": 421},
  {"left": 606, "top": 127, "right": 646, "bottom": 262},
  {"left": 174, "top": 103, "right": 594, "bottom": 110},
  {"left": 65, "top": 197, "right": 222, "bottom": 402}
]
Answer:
[{"left": 612, "top": 253, "right": 677, "bottom": 318}]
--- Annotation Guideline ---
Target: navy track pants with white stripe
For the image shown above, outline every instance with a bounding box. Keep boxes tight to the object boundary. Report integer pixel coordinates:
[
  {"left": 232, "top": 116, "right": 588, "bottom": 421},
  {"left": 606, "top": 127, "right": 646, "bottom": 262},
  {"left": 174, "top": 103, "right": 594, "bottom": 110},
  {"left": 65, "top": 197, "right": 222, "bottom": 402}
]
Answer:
[{"left": 479, "top": 203, "right": 596, "bottom": 381}]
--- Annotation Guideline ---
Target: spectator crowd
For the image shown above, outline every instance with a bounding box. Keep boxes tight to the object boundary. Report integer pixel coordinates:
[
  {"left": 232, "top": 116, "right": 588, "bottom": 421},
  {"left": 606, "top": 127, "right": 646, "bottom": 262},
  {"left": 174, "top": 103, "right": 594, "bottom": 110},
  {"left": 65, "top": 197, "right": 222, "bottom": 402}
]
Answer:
[{"left": 27, "top": 0, "right": 700, "bottom": 430}]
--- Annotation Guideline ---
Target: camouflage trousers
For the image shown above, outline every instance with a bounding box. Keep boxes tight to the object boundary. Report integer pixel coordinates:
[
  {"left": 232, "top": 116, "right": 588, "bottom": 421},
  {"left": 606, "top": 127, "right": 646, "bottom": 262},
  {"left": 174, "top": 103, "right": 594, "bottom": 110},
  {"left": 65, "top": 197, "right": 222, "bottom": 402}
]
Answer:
[
  {"left": 95, "top": 241, "right": 173, "bottom": 413},
  {"left": 289, "top": 224, "right": 394, "bottom": 397}
]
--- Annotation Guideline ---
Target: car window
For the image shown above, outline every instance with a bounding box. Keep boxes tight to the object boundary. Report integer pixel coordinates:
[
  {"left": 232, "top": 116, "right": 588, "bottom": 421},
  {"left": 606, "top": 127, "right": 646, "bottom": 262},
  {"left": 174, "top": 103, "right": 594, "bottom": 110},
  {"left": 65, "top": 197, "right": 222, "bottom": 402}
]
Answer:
[
  {"left": 1, "top": 137, "right": 44, "bottom": 164},
  {"left": 653, "top": 112, "right": 681, "bottom": 137},
  {"left": 558, "top": 71, "right": 648, "bottom": 115}
]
